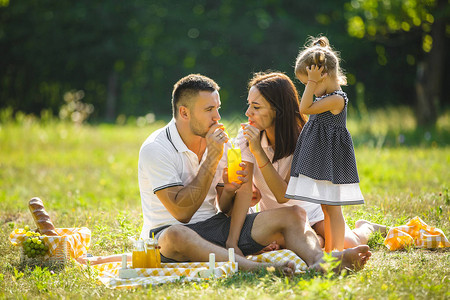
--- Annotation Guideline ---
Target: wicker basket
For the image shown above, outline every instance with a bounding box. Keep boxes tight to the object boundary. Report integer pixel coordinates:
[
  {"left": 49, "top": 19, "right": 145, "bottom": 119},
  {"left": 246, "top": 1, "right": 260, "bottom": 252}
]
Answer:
[{"left": 20, "top": 236, "right": 69, "bottom": 266}]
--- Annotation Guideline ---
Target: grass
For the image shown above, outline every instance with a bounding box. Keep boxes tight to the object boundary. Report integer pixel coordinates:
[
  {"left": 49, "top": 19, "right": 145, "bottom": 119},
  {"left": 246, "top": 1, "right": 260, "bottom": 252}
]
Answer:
[{"left": 0, "top": 107, "right": 449, "bottom": 299}]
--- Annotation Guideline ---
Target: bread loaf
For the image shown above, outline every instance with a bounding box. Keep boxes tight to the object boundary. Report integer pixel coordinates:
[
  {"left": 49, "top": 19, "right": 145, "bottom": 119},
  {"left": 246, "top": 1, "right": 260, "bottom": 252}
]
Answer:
[{"left": 28, "top": 197, "right": 58, "bottom": 236}]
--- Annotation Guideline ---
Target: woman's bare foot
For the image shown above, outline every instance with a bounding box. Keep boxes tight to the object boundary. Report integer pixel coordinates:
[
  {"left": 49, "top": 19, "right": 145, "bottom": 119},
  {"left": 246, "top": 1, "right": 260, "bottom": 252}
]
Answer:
[
  {"left": 272, "top": 260, "right": 296, "bottom": 277},
  {"left": 355, "top": 219, "right": 387, "bottom": 236},
  {"left": 311, "top": 245, "right": 372, "bottom": 274}
]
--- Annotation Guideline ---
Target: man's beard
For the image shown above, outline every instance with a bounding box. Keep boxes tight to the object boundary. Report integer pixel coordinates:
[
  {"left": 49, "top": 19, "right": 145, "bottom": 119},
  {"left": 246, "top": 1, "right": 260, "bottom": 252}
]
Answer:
[{"left": 190, "top": 115, "right": 209, "bottom": 138}]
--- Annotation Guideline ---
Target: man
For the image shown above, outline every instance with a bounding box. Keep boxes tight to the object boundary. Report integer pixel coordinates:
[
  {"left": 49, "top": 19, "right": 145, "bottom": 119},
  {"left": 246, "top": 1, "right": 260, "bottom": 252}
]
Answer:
[{"left": 138, "top": 74, "right": 371, "bottom": 273}]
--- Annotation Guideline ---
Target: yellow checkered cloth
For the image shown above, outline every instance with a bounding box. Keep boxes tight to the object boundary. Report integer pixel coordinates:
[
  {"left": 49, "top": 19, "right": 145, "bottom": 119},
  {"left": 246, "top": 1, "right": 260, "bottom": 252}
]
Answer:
[
  {"left": 247, "top": 249, "right": 308, "bottom": 274},
  {"left": 10, "top": 227, "right": 307, "bottom": 288},
  {"left": 9, "top": 227, "right": 91, "bottom": 259},
  {"left": 84, "top": 249, "right": 307, "bottom": 289},
  {"left": 384, "top": 217, "right": 450, "bottom": 251},
  {"left": 87, "top": 261, "right": 238, "bottom": 289}
]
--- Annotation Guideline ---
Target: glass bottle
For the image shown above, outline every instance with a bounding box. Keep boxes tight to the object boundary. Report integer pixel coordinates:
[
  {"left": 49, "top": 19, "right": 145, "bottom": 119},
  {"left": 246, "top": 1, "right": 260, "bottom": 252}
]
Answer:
[
  {"left": 145, "top": 239, "right": 156, "bottom": 268},
  {"left": 132, "top": 240, "right": 146, "bottom": 268}
]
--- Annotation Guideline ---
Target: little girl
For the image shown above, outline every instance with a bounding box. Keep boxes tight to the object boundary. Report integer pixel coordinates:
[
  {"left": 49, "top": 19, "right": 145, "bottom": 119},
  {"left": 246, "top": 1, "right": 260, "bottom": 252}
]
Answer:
[{"left": 285, "top": 36, "right": 364, "bottom": 252}]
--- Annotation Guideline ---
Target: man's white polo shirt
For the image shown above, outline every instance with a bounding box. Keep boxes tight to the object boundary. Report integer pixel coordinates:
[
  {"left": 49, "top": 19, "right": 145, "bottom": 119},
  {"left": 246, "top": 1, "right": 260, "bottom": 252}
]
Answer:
[{"left": 139, "top": 119, "right": 226, "bottom": 240}]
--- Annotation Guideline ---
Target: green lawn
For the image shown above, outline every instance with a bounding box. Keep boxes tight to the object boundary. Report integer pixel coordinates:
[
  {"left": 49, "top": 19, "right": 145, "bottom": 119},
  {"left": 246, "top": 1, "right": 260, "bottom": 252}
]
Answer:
[{"left": 1, "top": 110, "right": 449, "bottom": 299}]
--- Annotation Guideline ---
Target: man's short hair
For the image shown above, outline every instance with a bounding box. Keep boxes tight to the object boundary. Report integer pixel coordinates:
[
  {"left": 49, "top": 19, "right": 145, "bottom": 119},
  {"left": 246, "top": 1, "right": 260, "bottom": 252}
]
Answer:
[{"left": 172, "top": 74, "right": 220, "bottom": 118}]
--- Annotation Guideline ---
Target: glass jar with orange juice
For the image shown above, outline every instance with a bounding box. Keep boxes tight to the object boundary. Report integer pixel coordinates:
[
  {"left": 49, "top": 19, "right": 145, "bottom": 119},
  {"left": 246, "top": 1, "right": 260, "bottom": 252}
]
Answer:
[
  {"left": 145, "top": 239, "right": 156, "bottom": 268},
  {"left": 132, "top": 240, "right": 146, "bottom": 268},
  {"left": 145, "top": 238, "right": 162, "bottom": 268}
]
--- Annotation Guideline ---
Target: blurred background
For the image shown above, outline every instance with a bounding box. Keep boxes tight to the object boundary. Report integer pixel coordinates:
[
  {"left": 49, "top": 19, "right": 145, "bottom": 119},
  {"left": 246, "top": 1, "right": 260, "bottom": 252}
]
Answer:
[{"left": 0, "top": 0, "right": 448, "bottom": 128}]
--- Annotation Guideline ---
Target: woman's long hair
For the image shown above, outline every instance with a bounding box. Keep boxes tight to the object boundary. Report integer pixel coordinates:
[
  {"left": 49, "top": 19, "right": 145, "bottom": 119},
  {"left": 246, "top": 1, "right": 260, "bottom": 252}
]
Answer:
[{"left": 248, "top": 72, "right": 307, "bottom": 163}]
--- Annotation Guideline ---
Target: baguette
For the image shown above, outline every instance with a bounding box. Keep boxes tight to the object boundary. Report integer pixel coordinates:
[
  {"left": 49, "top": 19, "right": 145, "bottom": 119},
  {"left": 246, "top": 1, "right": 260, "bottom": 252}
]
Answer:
[{"left": 28, "top": 197, "right": 58, "bottom": 236}]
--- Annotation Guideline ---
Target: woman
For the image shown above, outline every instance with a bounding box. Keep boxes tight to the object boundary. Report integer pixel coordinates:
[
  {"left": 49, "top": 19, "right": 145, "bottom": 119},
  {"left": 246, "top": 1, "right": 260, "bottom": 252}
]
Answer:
[{"left": 223, "top": 71, "right": 385, "bottom": 251}]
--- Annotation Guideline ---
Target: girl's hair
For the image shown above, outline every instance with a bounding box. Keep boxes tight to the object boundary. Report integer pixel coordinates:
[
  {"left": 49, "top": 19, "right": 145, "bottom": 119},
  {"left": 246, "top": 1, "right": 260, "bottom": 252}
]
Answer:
[
  {"left": 294, "top": 36, "right": 347, "bottom": 85},
  {"left": 248, "top": 72, "right": 307, "bottom": 163}
]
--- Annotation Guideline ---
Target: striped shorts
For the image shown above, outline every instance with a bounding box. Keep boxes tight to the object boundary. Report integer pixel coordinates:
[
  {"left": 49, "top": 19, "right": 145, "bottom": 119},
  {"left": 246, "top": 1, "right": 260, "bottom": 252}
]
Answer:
[{"left": 149, "top": 212, "right": 265, "bottom": 262}]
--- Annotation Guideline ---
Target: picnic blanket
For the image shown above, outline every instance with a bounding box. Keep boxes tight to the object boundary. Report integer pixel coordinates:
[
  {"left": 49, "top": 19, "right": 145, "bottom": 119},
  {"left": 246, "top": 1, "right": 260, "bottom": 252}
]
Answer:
[
  {"left": 384, "top": 217, "right": 450, "bottom": 250},
  {"left": 10, "top": 228, "right": 307, "bottom": 289},
  {"left": 88, "top": 249, "right": 307, "bottom": 289},
  {"left": 90, "top": 261, "right": 237, "bottom": 289}
]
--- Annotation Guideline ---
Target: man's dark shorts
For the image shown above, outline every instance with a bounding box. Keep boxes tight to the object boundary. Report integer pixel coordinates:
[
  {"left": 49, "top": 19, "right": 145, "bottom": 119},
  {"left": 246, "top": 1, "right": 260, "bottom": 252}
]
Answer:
[{"left": 149, "top": 212, "right": 265, "bottom": 263}]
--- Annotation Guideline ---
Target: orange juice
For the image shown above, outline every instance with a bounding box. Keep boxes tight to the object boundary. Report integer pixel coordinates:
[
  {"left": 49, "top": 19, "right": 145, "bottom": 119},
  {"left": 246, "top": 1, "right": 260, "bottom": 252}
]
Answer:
[
  {"left": 227, "top": 147, "right": 242, "bottom": 183},
  {"left": 132, "top": 250, "right": 146, "bottom": 268},
  {"left": 145, "top": 240, "right": 157, "bottom": 268},
  {"left": 155, "top": 246, "right": 161, "bottom": 268},
  {"left": 132, "top": 240, "right": 146, "bottom": 268}
]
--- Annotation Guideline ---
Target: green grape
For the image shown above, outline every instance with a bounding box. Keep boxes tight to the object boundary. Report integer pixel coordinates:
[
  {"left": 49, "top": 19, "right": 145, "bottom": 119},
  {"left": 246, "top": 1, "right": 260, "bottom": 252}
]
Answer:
[{"left": 23, "top": 235, "right": 49, "bottom": 258}]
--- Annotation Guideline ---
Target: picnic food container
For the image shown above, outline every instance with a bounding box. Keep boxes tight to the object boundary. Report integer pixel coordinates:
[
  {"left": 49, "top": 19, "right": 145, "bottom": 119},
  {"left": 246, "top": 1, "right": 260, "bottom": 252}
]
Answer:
[
  {"left": 9, "top": 227, "right": 91, "bottom": 265},
  {"left": 20, "top": 236, "right": 69, "bottom": 265}
]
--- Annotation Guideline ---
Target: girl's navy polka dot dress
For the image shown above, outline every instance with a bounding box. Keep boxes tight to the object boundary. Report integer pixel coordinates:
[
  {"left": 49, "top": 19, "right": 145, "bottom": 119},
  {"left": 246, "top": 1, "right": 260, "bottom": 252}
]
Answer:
[{"left": 286, "top": 90, "right": 364, "bottom": 206}]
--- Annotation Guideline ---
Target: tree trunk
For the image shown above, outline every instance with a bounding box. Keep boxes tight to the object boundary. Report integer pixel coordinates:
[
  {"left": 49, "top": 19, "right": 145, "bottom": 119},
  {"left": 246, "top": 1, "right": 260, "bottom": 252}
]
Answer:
[
  {"left": 415, "top": 0, "right": 447, "bottom": 127},
  {"left": 106, "top": 71, "right": 118, "bottom": 122}
]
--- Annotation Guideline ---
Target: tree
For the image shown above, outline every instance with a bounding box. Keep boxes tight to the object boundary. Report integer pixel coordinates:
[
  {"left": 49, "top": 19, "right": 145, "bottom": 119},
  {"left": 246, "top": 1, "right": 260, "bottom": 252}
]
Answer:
[
  {"left": 3, "top": 0, "right": 438, "bottom": 122},
  {"left": 0, "top": 0, "right": 144, "bottom": 119},
  {"left": 344, "top": 0, "right": 449, "bottom": 127}
]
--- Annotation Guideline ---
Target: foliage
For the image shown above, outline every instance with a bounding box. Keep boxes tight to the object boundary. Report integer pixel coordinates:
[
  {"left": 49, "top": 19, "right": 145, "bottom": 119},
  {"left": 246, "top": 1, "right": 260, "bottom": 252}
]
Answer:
[
  {"left": 345, "top": 0, "right": 440, "bottom": 41},
  {"left": 1, "top": 1, "right": 447, "bottom": 123},
  {"left": 344, "top": 0, "right": 450, "bottom": 126}
]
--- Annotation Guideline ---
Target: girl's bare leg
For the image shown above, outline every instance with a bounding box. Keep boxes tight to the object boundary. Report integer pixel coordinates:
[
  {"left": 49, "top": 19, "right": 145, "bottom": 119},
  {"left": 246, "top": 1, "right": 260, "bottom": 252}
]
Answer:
[{"left": 321, "top": 205, "right": 345, "bottom": 252}]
